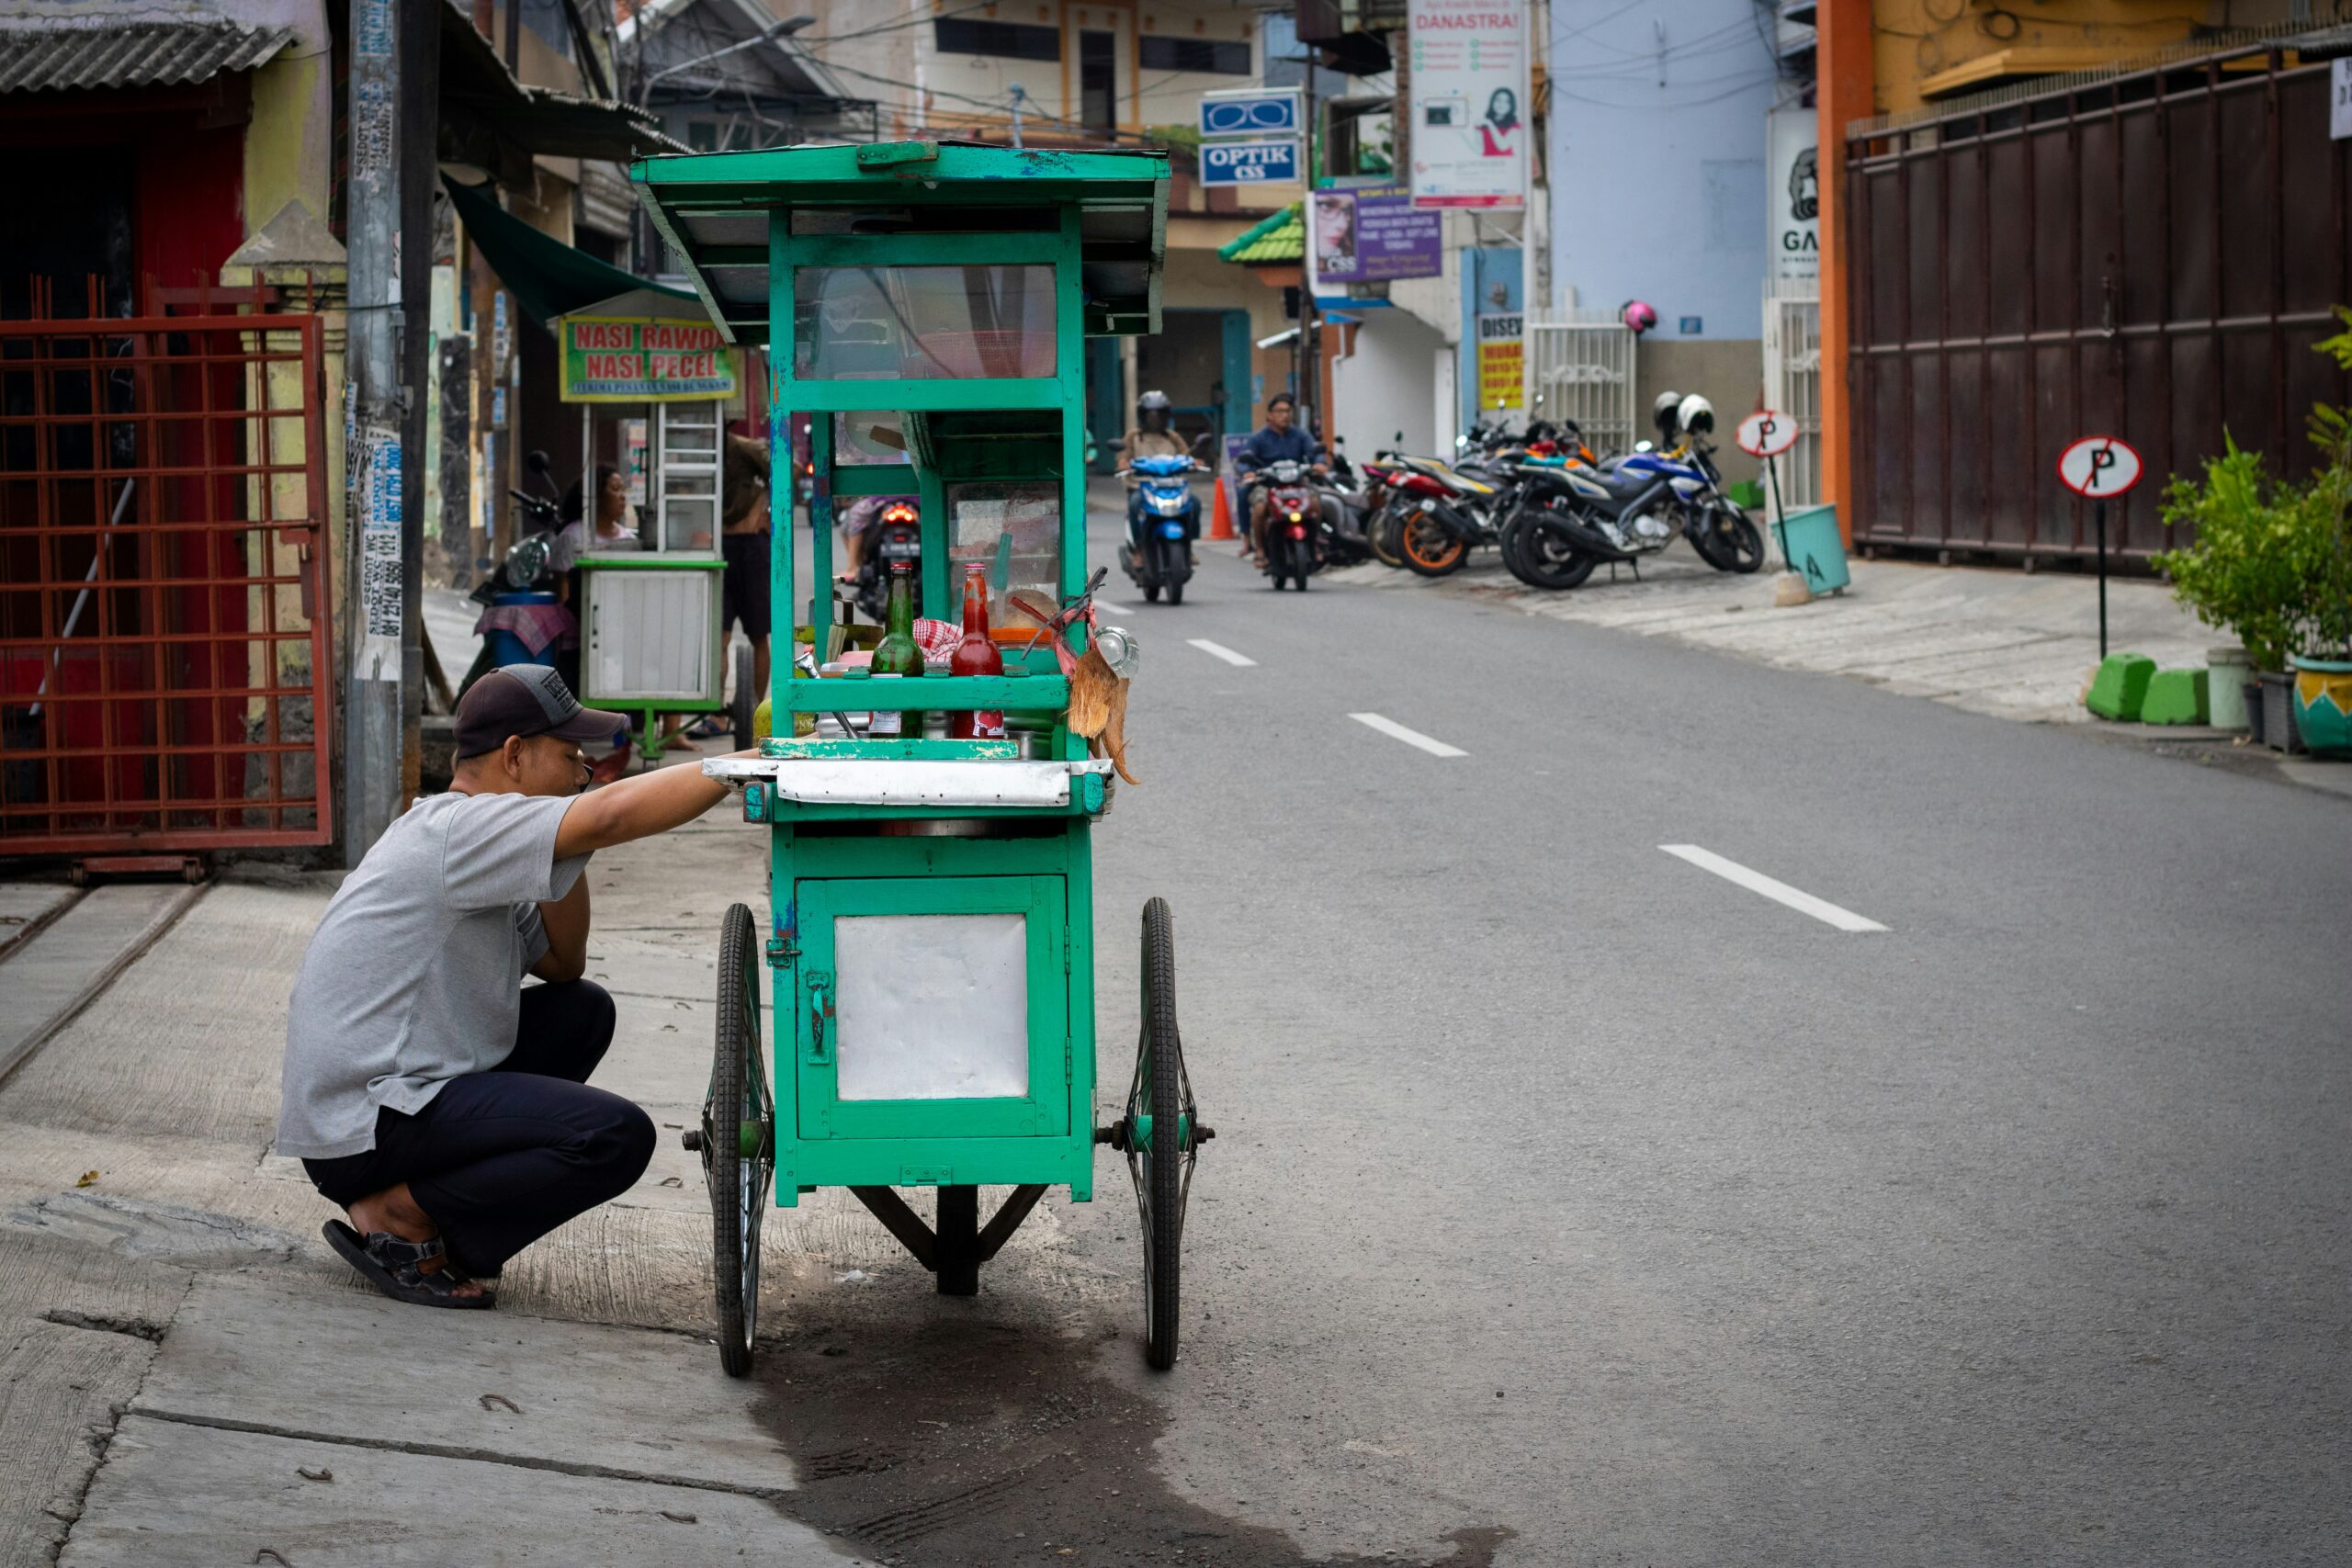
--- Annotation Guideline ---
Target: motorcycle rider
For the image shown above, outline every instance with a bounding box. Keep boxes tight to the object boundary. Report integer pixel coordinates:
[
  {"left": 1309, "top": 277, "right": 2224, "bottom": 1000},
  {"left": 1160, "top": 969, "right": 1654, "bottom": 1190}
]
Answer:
[
  {"left": 1122, "top": 389, "right": 1193, "bottom": 569},
  {"left": 1234, "top": 393, "right": 1328, "bottom": 566}
]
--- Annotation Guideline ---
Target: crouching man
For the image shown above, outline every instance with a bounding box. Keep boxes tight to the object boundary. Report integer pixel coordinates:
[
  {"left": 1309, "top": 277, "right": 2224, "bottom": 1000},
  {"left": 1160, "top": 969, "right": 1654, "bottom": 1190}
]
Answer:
[{"left": 278, "top": 664, "right": 737, "bottom": 1307}]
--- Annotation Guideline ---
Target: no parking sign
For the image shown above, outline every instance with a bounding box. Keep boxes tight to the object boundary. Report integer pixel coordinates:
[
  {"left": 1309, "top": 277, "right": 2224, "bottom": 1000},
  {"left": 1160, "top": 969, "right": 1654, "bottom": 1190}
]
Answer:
[
  {"left": 1736, "top": 409, "right": 1801, "bottom": 459},
  {"left": 2057, "top": 434, "right": 2142, "bottom": 659},
  {"left": 2057, "top": 435, "right": 2143, "bottom": 498}
]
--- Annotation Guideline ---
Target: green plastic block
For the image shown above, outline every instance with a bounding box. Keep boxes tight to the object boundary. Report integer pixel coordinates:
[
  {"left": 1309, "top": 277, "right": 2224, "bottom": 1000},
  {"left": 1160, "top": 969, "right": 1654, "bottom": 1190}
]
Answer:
[
  {"left": 1727, "top": 479, "right": 1766, "bottom": 510},
  {"left": 2139, "top": 668, "right": 2210, "bottom": 726},
  {"left": 2086, "top": 653, "right": 2157, "bottom": 720}
]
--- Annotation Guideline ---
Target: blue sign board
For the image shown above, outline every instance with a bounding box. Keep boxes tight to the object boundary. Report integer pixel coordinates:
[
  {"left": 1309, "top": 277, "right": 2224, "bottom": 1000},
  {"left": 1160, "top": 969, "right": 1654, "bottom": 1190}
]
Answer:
[
  {"left": 1199, "top": 89, "right": 1301, "bottom": 139},
  {"left": 1200, "top": 138, "right": 1301, "bottom": 187}
]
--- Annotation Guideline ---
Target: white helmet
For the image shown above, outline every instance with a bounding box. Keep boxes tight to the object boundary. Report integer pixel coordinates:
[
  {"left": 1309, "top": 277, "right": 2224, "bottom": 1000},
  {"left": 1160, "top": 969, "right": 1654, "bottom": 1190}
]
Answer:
[{"left": 1676, "top": 393, "right": 1715, "bottom": 437}]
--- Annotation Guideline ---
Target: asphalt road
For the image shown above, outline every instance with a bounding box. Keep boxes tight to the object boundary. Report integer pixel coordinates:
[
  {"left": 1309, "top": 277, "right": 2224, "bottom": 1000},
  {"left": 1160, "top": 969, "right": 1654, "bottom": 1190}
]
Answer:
[{"left": 752, "top": 511, "right": 2351, "bottom": 1568}]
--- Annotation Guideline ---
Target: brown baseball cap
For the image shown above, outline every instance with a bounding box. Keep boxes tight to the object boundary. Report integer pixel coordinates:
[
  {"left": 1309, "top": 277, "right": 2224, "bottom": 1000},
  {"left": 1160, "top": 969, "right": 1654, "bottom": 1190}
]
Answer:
[{"left": 454, "top": 665, "right": 628, "bottom": 759}]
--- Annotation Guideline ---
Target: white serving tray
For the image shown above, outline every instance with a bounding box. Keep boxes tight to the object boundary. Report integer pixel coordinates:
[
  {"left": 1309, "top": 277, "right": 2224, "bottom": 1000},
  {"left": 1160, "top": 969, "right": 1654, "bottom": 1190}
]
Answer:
[{"left": 703, "top": 755, "right": 1112, "bottom": 807}]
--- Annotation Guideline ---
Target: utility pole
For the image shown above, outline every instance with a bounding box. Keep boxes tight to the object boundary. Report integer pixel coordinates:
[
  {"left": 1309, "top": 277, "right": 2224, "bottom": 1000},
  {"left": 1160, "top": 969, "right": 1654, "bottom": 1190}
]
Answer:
[
  {"left": 1295, "top": 60, "right": 1316, "bottom": 416},
  {"left": 345, "top": 0, "right": 437, "bottom": 860}
]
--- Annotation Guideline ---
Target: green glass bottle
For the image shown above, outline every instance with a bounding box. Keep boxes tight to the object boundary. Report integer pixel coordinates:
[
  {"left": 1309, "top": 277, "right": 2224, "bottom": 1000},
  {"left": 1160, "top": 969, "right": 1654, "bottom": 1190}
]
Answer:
[{"left": 867, "top": 559, "right": 925, "bottom": 739}]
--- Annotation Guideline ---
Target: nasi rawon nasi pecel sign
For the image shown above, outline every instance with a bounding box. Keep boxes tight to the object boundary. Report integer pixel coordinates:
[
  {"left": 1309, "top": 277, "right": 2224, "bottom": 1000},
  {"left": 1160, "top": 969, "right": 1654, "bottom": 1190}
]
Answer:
[{"left": 560, "top": 316, "right": 739, "bottom": 403}]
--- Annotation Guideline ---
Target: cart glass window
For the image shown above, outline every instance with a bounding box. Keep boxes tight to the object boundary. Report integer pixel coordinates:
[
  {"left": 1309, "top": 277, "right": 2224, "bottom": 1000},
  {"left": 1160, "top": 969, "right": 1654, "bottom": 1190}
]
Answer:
[
  {"left": 832, "top": 913, "right": 1031, "bottom": 1100},
  {"left": 834, "top": 411, "right": 912, "bottom": 466},
  {"left": 946, "top": 481, "right": 1062, "bottom": 620},
  {"left": 794, "top": 266, "right": 1057, "bottom": 380}
]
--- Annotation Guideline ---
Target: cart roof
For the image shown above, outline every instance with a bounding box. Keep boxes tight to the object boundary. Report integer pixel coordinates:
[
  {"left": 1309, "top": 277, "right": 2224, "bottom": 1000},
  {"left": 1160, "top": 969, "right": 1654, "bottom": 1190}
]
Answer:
[{"left": 629, "top": 140, "right": 1170, "bottom": 346}]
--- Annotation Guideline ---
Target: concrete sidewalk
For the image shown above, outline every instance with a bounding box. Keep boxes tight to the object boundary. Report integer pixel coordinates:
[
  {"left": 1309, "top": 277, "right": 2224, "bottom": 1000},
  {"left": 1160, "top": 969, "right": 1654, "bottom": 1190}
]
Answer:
[
  {"left": 1329, "top": 547, "right": 2216, "bottom": 726},
  {"left": 0, "top": 798, "right": 932, "bottom": 1566}
]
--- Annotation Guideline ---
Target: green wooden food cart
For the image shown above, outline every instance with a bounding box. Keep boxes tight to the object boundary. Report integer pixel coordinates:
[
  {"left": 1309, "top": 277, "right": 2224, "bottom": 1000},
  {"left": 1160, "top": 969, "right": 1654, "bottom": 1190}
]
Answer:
[
  {"left": 634, "top": 140, "right": 1209, "bottom": 1375},
  {"left": 555, "top": 288, "right": 756, "bottom": 761}
]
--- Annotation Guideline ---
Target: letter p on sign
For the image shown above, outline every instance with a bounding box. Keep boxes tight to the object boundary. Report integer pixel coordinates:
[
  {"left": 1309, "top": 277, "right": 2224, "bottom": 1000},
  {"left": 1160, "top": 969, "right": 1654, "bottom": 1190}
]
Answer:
[{"left": 2057, "top": 435, "right": 2143, "bottom": 497}]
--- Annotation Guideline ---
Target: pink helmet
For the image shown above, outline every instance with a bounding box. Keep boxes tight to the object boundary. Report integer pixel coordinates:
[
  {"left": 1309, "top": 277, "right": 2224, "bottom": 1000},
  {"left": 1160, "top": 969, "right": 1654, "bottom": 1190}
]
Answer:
[{"left": 1621, "top": 299, "right": 1658, "bottom": 334}]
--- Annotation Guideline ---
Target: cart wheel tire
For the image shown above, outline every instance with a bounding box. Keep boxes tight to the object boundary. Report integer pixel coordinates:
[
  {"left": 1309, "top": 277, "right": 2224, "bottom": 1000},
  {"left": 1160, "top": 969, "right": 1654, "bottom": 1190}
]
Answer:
[
  {"left": 730, "top": 645, "right": 757, "bottom": 750},
  {"left": 1126, "top": 897, "right": 1193, "bottom": 1371},
  {"left": 935, "top": 1185, "right": 979, "bottom": 1296},
  {"left": 707, "top": 902, "right": 771, "bottom": 1378}
]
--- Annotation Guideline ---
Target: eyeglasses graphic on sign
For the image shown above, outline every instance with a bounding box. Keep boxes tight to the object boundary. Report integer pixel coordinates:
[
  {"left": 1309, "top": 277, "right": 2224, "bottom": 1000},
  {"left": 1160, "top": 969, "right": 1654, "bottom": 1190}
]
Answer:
[{"left": 1204, "top": 99, "right": 1295, "bottom": 133}]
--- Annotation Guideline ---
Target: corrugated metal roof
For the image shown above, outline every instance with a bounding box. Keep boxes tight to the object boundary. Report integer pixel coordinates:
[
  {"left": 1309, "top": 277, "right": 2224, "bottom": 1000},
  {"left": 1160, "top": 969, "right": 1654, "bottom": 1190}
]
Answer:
[
  {"left": 1218, "top": 203, "right": 1302, "bottom": 265},
  {"left": 0, "top": 19, "right": 294, "bottom": 94}
]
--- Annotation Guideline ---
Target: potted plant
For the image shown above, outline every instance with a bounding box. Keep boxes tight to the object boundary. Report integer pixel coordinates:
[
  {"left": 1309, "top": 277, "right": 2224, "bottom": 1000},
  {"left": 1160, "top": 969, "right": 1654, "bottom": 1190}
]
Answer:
[{"left": 2155, "top": 310, "right": 2352, "bottom": 755}]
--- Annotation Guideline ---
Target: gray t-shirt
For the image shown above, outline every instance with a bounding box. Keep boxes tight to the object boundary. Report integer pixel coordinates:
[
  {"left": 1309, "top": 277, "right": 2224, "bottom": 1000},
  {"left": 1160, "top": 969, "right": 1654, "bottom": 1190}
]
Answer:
[{"left": 277, "top": 791, "right": 589, "bottom": 1160}]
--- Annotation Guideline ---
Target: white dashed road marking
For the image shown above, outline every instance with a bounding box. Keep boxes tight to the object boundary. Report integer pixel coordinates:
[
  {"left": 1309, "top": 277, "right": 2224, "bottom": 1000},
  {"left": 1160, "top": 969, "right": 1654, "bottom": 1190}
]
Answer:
[
  {"left": 1187, "top": 638, "right": 1258, "bottom": 667},
  {"left": 1349, "top": 713, "right": 1466, "bottom": 758},
  {"left": 1658, "top": 845, "right": 1889, "bottom": 932}
]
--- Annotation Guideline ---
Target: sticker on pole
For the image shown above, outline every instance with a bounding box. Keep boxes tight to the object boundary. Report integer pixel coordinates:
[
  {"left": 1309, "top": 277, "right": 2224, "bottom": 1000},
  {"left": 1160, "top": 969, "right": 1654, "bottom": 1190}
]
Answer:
[
  {"left": 1736, "top": 409, "right": 1800, "bottom": 459},
  {"left": 2057, "top": 435, "right": 2143, "bottom": 497}
]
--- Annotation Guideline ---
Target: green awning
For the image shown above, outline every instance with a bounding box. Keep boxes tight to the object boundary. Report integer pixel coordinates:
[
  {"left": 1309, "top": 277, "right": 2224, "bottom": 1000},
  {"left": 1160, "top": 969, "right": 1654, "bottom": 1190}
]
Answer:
[
  {"left": 1218, "top": 203, "right": 1301, "bottom": 265},
  {"left": 445, "top": 175, "right": 695, "bottom": 326}
]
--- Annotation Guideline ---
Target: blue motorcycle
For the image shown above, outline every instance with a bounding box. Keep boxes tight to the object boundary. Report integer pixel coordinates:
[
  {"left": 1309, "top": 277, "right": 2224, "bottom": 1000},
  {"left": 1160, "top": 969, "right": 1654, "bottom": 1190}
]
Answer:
[{"left": 1119, "top": 451, "right": 1202, "bottom": 605}]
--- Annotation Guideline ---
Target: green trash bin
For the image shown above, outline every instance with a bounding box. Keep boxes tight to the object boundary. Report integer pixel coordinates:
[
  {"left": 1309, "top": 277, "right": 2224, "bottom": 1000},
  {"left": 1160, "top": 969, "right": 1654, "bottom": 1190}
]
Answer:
[{"left": 1774, "top": 503, "right": 1850, "bottom": 594}]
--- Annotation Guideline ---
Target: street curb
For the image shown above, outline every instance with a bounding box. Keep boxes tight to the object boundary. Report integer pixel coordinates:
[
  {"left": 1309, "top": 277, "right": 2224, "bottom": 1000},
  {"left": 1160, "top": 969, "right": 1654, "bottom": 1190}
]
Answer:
[{"left": 0, "top": 882, "right": 209, "bottom": 1089}]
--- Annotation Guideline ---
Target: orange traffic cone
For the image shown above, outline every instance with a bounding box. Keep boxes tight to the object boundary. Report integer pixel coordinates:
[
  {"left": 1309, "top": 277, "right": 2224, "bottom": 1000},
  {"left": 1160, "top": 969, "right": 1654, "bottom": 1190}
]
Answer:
[{"left": 1208, "top": 475, "right": 1235, "bottom": 541}]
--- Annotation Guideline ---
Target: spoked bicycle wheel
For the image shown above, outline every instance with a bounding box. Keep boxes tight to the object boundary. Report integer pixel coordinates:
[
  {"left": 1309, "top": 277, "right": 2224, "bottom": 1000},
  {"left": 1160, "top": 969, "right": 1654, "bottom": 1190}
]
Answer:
[
  {"left": 1121, "top": 897, "right": 1208, "bottom": 1370},
  {"left": 700, "top": 902, "right": 773, "bottom": 1377}
]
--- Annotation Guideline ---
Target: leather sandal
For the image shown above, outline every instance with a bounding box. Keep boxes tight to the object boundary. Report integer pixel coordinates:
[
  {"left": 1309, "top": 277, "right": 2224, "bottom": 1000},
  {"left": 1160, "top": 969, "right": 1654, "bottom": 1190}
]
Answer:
[{"left": 322, "top": 1220, "right": 495, "bottom": 1310}]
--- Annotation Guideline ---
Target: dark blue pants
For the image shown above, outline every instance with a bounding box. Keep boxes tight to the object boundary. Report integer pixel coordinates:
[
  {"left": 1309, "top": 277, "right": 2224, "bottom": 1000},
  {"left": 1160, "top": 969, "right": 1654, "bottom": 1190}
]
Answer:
[{"left": 302, "top": 980, "right": 653, "bottom": 1276}]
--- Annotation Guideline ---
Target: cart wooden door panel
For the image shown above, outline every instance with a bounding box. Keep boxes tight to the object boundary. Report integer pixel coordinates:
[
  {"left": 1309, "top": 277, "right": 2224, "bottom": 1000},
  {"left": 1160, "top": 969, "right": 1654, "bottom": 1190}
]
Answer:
[{"left": 793, "top": 875, "right": 1069, "bottom": 1140}]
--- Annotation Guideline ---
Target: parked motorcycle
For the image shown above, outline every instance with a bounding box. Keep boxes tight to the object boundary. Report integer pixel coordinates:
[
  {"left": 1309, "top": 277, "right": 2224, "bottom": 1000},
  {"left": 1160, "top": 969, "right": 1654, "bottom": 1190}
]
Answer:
[
  {"left": 1368, "top": 452, "right": 1499, "bottom": 578},
  {"left": 1119, "top": 451, "right": 1201, "bottom": 604},
  {"left": 1314, "top": 438, "right": 1377, "bottom": 568},
  {"left": 1499, "top": 396, "right": 1764, "bottom": 589},
  {"left": 458, "top": 449, "right": 571, "bottom": 695}
]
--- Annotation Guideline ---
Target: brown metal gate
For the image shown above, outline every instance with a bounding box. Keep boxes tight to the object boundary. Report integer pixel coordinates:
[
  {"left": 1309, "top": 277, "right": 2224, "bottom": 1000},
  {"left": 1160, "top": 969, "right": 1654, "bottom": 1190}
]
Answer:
[
  {"left": 1843, "top": 42, "right": 2352, "bottom": 565},
  {"left": 0, "top": 293, "right": 334, "bottom": 857}
]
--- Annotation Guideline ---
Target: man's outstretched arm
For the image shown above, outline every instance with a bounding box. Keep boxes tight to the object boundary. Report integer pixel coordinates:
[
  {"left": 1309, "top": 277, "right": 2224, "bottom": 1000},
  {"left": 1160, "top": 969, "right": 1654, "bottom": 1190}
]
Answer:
[{"left": 553, "top": 753, "right": 746, "bottom": 860}]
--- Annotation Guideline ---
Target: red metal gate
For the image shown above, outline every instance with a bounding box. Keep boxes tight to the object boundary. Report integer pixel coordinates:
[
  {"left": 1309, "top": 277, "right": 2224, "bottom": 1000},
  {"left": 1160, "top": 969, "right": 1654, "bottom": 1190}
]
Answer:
[
  {"left": 1842, "top": 41, "right": 2352, "bottom": 565},
  {"left": 0, "top": 296, "right": 334, "bottom": 856}
]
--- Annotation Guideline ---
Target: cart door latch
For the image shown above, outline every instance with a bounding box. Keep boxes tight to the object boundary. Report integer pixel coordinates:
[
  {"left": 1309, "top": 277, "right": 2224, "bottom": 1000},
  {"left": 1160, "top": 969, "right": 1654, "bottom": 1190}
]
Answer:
[
  {"left": 806, "top": 970, "right": 833, "bottom": 1063},
  {"left": 766, "top": 935, "right": 797, "bottom": 966}
]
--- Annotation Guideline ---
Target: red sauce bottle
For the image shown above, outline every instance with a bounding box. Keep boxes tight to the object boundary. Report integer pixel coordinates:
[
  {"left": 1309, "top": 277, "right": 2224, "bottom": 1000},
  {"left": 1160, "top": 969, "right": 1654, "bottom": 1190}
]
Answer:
[{"left": 947, "top": 563, "right": 1005, "bottom": 739}]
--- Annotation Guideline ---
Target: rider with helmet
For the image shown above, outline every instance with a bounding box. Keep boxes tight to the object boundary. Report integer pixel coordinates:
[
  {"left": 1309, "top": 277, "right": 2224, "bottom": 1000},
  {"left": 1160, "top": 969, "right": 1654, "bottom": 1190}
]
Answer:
[{"left": 1123, "top": 389, "right": 1193, "bottom": 566}]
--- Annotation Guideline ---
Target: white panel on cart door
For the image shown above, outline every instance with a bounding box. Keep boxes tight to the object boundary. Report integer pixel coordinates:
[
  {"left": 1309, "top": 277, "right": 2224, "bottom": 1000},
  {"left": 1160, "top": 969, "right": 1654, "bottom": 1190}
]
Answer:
[
  {"left": 585, "top": 570, "right": 713, "bottom": 702},
  {"left": 831, "top": 913, "right": 1030, "bottom": 1101}
]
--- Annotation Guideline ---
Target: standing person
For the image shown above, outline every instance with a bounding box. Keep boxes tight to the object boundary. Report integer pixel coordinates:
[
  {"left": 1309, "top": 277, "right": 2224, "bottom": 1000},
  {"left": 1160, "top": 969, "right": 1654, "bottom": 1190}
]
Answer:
[
  {"left": 719, "top": 429, "right": 774, "bottom": 701},
  {"left": 672, "top": 429, "right": 775, "bottom": 747},
  {"left": 278, "top": 664, "right": 747, "bottom": 1307},
  {"left": 1121, "top": 389, "right": 1192, "bottom": 570},
  {"left": 1232, "top": 393, "right": 1327, "bottom": 566}
]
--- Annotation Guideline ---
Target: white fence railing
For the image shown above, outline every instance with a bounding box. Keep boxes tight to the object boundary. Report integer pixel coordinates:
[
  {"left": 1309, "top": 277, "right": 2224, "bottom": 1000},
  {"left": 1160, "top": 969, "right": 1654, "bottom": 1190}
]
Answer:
[
  {"left": 1526, "top": 314, "right": 1636, "bottom": 457},
  {"left": 1761, "top": 279, "right": 1822, "bottom": 508}
]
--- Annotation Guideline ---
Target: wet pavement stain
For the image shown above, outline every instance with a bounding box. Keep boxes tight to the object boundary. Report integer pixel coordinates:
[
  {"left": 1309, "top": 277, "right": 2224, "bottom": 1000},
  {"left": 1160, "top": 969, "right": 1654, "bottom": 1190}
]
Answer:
[{"left": 748, "top": 1304, "right": 1510, "bottom": 1567}]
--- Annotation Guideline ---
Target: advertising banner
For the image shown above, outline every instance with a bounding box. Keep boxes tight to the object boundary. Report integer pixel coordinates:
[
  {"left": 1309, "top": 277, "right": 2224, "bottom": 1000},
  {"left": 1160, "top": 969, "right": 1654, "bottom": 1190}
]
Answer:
[
  {"left": 1407, "top": 0, "right": 1528, "bottom": 209},
  {"left": 1200, "top": 138, "right": 1302, "bottom": 186},
  {"left": 560, "top": 316, "right": 738, "bottom": 403},
  {"left": 1308, "top": 185, "right": 1445, "bottom": 291},
  {"left": 1766, "top": 105, "right": 1819, "bottom": 286},
  {"left": 1476, "top": 310, "right": 1523, "bottom": 410}
]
